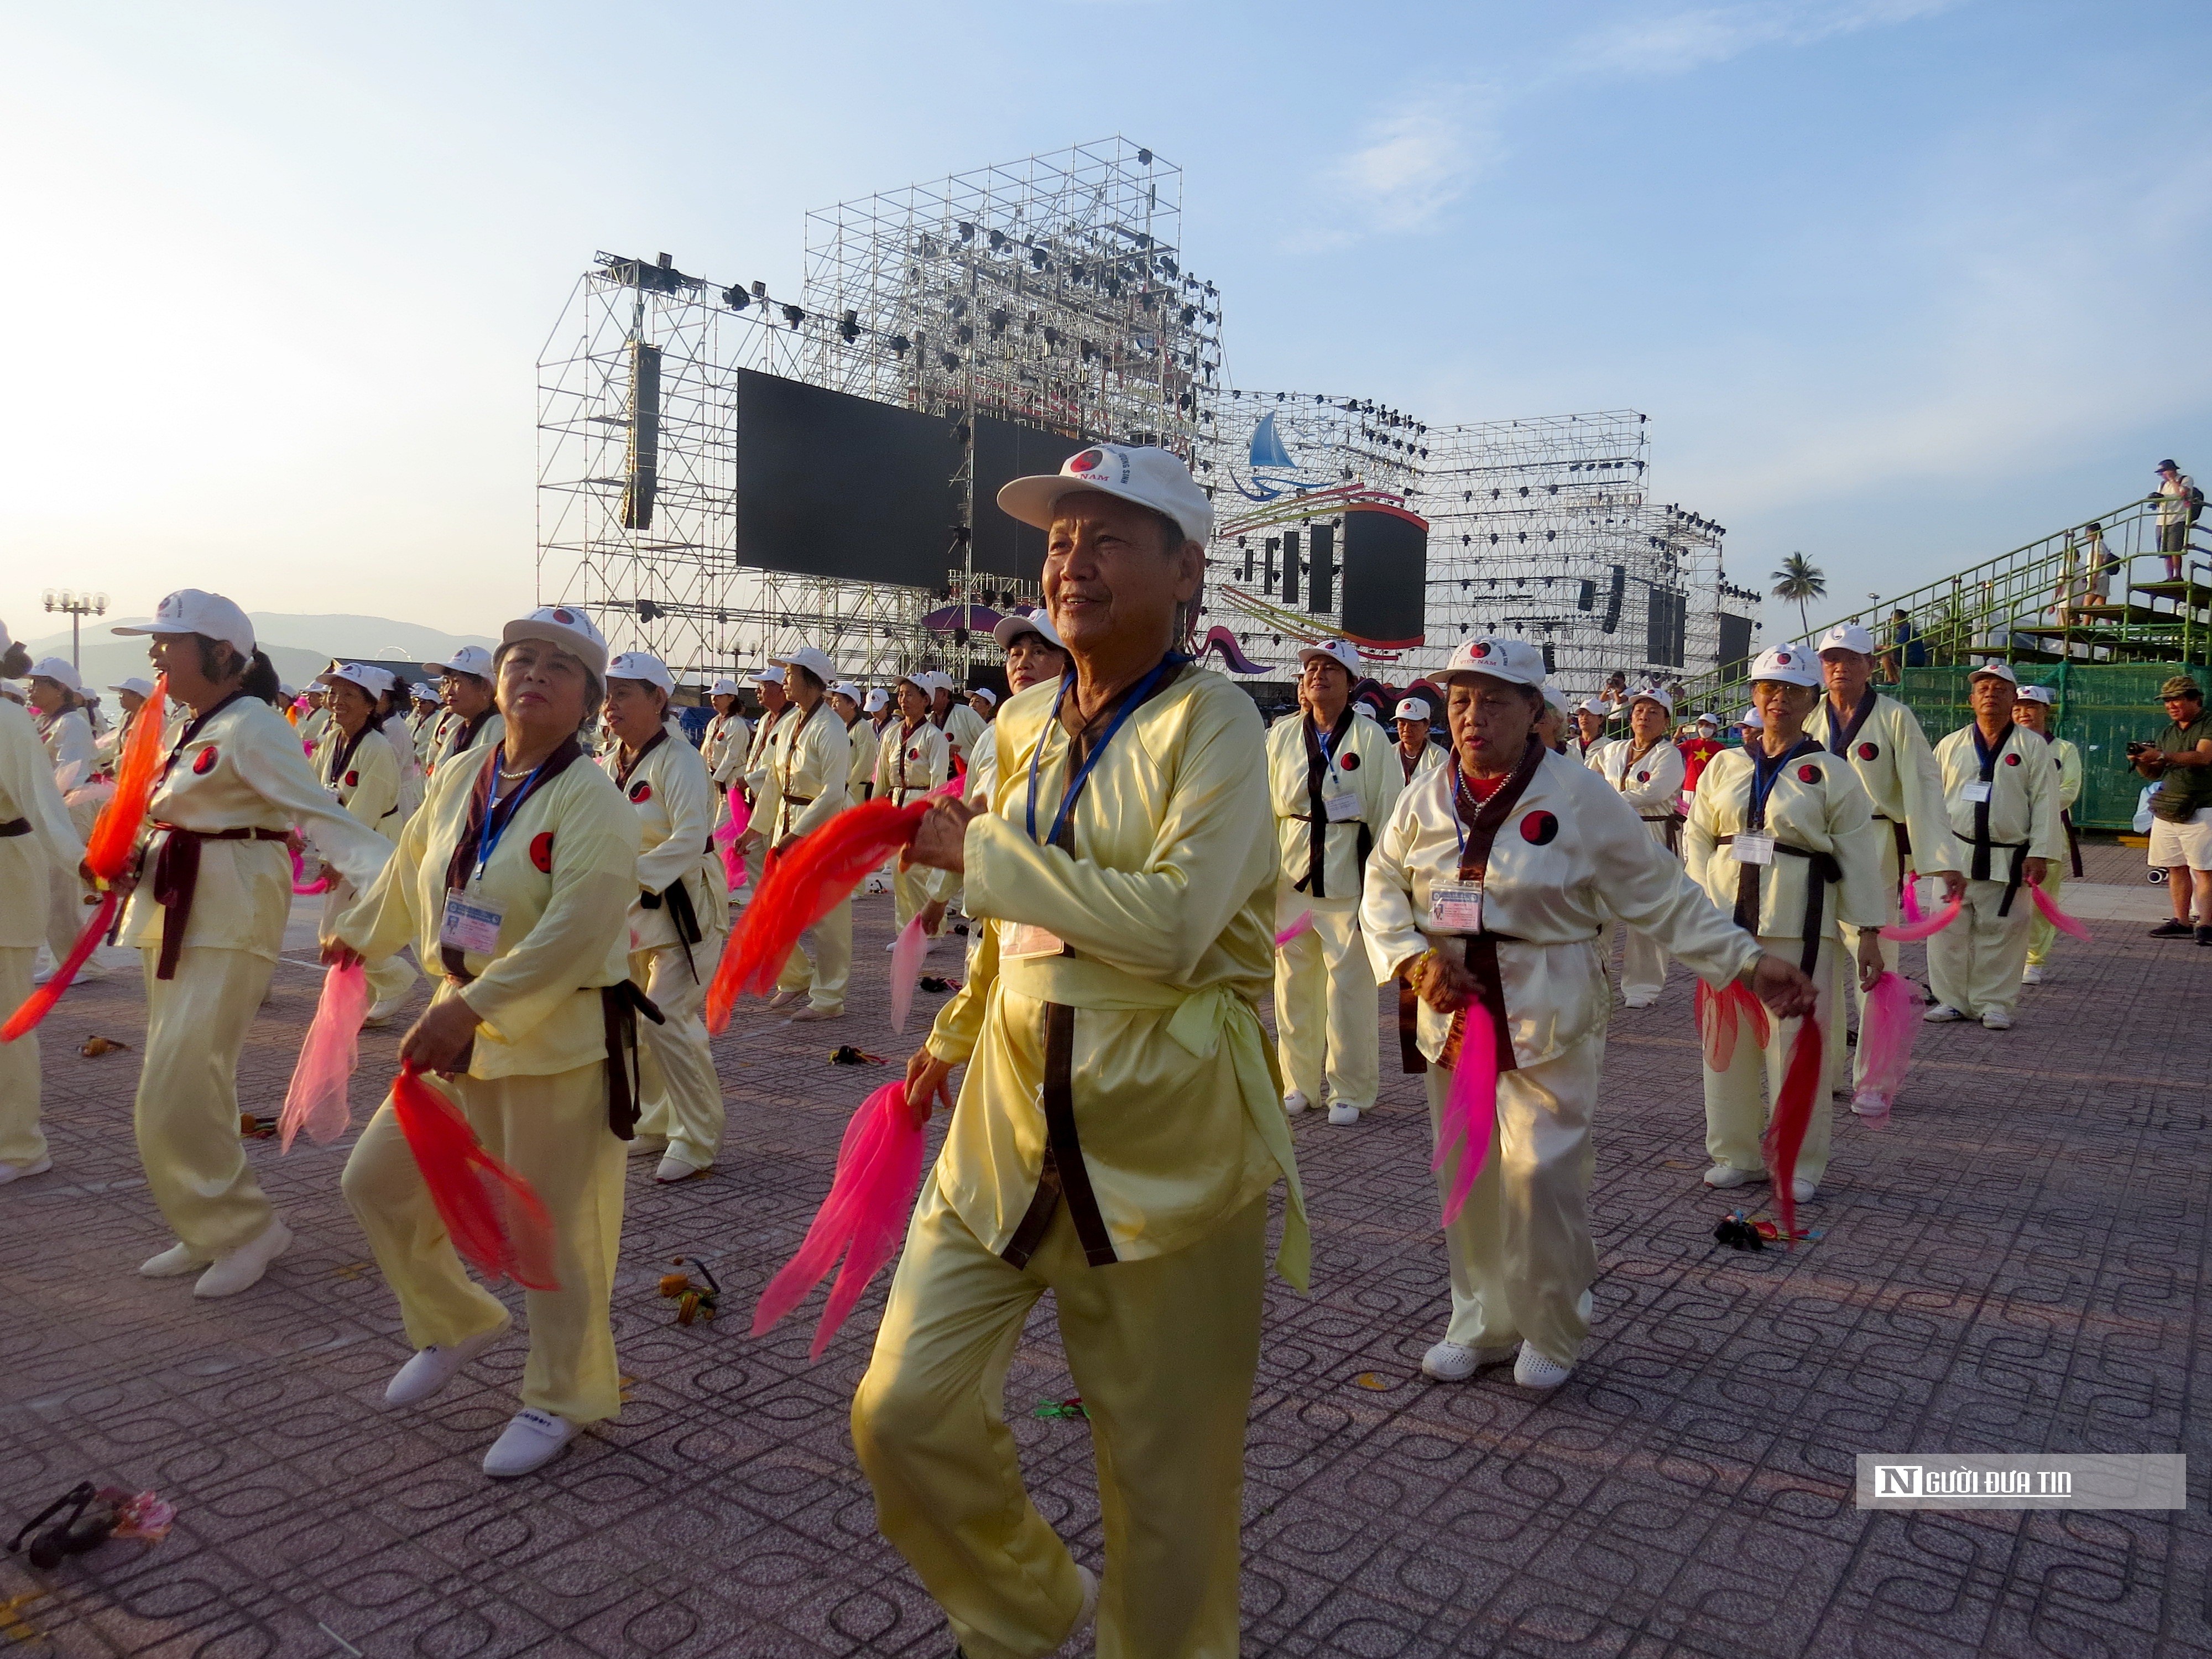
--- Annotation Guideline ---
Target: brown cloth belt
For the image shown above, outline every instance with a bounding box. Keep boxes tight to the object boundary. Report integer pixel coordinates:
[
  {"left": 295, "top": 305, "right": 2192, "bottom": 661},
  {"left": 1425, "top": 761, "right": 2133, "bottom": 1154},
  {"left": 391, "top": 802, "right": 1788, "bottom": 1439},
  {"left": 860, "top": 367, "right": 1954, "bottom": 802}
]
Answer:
[
  {"left": 439, "top": 953, "right": 664, "bottom": 1139},
  {"left": 2061, "top": 808, "right": 2083, "bottom": 879},
  {"left": 149, "top": 824, "right": 289, "bottom": 981},
  {"left": 1718, "top": 834, "right": 1840, "bottom": 977},
  {"left": 0, "top": 818, "right": 28, "bottom": 838},
  {"left": 1436, "top": 735, "right": 1547, "bottom": 1076},
  {"left": 1640, "top": 813, "right": 1683, "bottom": 853}
]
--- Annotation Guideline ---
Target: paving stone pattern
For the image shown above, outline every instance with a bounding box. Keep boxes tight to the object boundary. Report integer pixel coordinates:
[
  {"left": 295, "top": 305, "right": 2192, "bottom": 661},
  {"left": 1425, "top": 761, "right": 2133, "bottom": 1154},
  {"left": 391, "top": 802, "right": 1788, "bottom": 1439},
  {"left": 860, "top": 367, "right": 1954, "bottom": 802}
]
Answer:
[{"left": 2, "top": 881, "right": 2208, "bottom": 1658}]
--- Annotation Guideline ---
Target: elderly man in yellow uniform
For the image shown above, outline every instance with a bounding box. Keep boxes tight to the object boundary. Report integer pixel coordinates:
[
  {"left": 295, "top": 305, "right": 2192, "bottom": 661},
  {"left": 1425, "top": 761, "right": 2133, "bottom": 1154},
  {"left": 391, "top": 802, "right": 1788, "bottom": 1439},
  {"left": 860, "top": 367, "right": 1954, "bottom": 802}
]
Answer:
[
  {"left": 422, "top": 647, "right": 504, "bottom": 781},
  {"left": 2012, "top": 684, "right": 2081, "bottom": 985},
  {"left": 736, "top": 666, "right": 789, "bottom": 835},
  {"left": 762, "top": 645, "right": 853, "bottom": 1021},
  {"left": 1590, "top": 686, "right": 1689, "bottom": 1008},
  {"left": 875, "top": 673, "right": 953, "bottom": 943},
  {"left": 0, "top": 620, "right": 87, "bottom": 1184},
  {"left": 1363, "top": 636, "right": 1815, "bottom": 1392},
  {"left": 1807, "top": 622, "right": 1965, "bottom": 1112},
  {"left": 857, "top": 443, "right": 1303, "bottom": 1659},
  {"left": 1925, "top": 662, "right": 2060, "bottom": 1030},
  {"left": 1268, "top": 637, "right": 1402, "bottom": 1125},
  {"left": 109, "top": 590, "right": 394, "bottom": 1297},
  {"left": 1684, "top": 646, "right": 1888, "bottom": 1201}
]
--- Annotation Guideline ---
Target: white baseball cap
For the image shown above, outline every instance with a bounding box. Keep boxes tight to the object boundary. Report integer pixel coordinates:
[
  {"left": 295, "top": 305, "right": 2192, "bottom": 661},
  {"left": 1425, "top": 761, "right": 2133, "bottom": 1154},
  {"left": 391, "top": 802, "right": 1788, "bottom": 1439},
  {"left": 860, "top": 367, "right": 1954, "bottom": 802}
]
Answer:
[
  {"left": 2017, "top": 683, "right": 2057, "bottom": 706},
  {"left": 992, "top": 608, "right": 1066, "bottom": 651},
  {"left": 318, "top": 662, "right": 398, "bottom": 699},
  {"left": 1738, "top": 707, "right": 1764, "bottom": 729},
  {"left": 1749, "top": 644, "right": 1821, "bottom": 687},
  {"left": 502, "top": 604, "right": 609, "bottom": 680},
  {"left": 863, "top": 687, "right": 889, "bottom": 713},
  {"left": 1575, "top": 697, "right": 1608, "bottom": 718},
  {"left": 411, "top": 682, "right": 440, "bottom": 702},
  {"left": 1629, "top": 687, "right": 1676, "bottom": 714},
  {"left": 1434, "top": 636, "right": 1548, "bottom": 690},
  {"left": 1695, "top": 712, "right": 1718, "bottom": 728},
  {"left": 1815, "top": 622, "right": 1877, "bottom": 657},
  {"left": 1393, "top": 696, "right": 1432, "bottom": 722},
  {"left": 769, "top": 645, "right": 837, "bottom": 686},
  {"left": 114, "top": 589, "right": 256, "bottom": 660},
  {"left": 606, "top": 650, "right": 676, "bottom": 696},
  {"left": 922, "top": 672, "right": 954, "bottom": 698},
  {"left": 997, "top": 442, "right": 1214, "bottom": 545},
  {"left": 109, "top": 676, "right": 156, "bottom": 700},
  {"left": 831, "top": 680, "right": 863, "bottom": 703},
  {"left": 748, "top": 665, "right": 785, "bottom": 687},
  {"left": 27, "top": 657, "right": 82, "bottom": 693},
  {"left": 1968, "top": 660, "right": 2019, "bottom": 685},
  {"left": 1296, "top": 639, "right": 1363, "bottom": 676},
  {"left": 425, "top": 645, "right": 495, "bottom": 680},
  {"left": 709, "top": 676, "right": 740, "bottom": 697},
  {"left": 970, "top": 685, "right": 998, "bottom": 707},
  {"left": 1542, "top": 683, "right": 1569, "bottom": 715}
]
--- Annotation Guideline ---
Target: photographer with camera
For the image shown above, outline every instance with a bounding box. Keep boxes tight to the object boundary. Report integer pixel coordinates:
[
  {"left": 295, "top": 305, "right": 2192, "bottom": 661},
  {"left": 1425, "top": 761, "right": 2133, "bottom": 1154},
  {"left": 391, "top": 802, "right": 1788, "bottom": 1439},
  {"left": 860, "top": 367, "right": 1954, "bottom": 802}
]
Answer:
[{"left": 2135, "top": 674, "right": 2212, "bottom": 944}]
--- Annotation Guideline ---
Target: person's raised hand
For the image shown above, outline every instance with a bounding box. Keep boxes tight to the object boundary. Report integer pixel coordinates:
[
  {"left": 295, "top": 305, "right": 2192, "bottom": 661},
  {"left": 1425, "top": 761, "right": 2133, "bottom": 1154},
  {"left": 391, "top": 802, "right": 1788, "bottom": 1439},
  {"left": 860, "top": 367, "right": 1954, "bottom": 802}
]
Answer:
[
  {"left": 903, "top": 1047, "right": 957, "bottom": 1129},
  {"left": 905, "top": 797, "right": 982, "bottom": 874}
]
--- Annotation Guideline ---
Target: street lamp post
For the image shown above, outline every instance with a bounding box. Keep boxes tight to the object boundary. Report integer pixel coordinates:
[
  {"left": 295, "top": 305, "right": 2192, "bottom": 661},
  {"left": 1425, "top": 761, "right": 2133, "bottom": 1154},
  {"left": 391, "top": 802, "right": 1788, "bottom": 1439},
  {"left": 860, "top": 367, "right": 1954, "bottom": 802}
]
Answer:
[{"left": 41, "top": 589, "right": 108, "bottom": 674}]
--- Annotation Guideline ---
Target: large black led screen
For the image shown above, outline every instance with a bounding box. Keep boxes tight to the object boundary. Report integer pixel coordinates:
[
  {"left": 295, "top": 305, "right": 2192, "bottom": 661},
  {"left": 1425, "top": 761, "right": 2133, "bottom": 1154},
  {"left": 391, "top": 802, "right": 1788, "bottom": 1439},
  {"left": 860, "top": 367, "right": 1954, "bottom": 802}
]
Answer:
[
  {"left": 1338, "top": 506, "right": 1429, "bottom": 648},
  {"left": 735, "top": 369, "right": 960, "bottom": 587},
  {"left": 971, "top": 415, "right": 1085, "bottom": 581}
]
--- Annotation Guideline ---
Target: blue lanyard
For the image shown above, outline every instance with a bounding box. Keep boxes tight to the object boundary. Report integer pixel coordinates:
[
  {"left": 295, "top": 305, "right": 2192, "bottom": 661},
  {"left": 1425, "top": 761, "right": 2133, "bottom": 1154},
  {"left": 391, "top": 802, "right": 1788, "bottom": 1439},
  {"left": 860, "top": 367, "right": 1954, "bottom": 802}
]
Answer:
[
  {"left": 1025, "top": 655, "right": 1185, "bottom": 848},
  {"left": 475, "top": 746, "right": 552, "bottom": 881},
  {"left": 1745, "top": 739, "right": 1810, "bottom": 830}
]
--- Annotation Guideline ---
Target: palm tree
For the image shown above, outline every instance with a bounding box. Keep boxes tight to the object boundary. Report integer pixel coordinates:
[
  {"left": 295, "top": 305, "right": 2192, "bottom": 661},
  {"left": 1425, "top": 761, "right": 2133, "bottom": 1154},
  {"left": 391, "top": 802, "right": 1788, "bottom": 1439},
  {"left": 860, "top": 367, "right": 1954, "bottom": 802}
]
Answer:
[{"left": 1770, "top": 553, "right": 1827, "bottom": 641}]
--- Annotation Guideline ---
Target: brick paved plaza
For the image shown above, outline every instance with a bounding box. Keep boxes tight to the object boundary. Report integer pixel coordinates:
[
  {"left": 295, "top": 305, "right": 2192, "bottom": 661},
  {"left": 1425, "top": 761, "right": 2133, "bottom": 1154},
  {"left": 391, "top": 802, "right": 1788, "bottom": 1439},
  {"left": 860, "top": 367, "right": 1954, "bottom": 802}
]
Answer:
[{"left": 2, "top": 848, "right": 2206, "bottom": 1658}]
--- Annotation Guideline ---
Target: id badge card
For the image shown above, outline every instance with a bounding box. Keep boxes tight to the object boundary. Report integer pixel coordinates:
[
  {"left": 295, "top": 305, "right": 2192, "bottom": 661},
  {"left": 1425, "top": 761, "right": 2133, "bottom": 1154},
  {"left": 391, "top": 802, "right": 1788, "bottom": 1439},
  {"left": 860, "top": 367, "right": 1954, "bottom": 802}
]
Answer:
[
  {"left": 440, "top": 892, "right": 505, "bottom": 954},
  {"left": 1730, "top": 832, "right": 1776, "bottom": 866},
  {"left": 1427, "top": 878, "right": 1484, "bottom": 935},
  {"left": 1961, "top": 780, "right": 1992, "bottom": 803},
  {"left": 1001, "top": 921, "right": 1069, "bottom": 959},
  {"left": 1324, "top": 791, "right": 1361, "bottom": 823}
]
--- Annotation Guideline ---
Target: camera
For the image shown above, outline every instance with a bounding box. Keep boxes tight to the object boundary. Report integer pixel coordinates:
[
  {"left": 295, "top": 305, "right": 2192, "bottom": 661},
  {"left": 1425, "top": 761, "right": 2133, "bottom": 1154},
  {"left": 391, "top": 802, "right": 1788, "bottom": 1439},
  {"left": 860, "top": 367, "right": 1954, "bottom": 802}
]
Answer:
[{"left": 2126, "top": 740, "right": 2152, "bottom": 759}]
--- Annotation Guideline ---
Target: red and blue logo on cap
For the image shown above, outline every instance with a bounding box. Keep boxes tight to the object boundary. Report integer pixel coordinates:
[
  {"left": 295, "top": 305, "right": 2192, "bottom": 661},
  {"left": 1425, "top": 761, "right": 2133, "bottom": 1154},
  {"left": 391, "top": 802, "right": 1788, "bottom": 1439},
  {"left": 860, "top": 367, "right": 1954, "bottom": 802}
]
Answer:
[
  {"left": 552, "top": 608, "right": 576, "bottom": 625},
  {"left": 1067, "top": 448, "right": 1107, "bottom": 475}
]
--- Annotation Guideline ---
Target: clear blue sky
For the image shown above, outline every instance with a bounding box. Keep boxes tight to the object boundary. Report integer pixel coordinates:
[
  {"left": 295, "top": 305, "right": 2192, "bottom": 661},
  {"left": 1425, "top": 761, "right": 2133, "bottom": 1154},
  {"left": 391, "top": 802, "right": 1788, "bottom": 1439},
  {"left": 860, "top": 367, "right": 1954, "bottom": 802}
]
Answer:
[{"left": 4, "top": 0, "right": 2205, "bottom": 648}]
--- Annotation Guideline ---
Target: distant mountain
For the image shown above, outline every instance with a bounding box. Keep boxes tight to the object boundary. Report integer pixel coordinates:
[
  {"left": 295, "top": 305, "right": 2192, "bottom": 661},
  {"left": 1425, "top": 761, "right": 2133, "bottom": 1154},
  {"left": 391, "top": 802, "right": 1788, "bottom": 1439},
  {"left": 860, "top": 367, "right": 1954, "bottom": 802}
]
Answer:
[{"left": 17, "top": 612, "right": 498, "bottom": 697}]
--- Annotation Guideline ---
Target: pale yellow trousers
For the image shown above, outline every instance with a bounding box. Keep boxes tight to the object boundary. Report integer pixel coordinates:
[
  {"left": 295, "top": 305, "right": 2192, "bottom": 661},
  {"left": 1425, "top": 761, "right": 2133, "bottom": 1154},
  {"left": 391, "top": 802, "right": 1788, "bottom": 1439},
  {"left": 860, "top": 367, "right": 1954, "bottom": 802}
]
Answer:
[
  {"left": 0, "top": 947, "right": 43, "bottom": 1167},
  {"left": 323, "top": 877, "right": 418, "bottom": 1007},
  {"left": 1827, "top": 829, "right": 1902, "bottom": 1093},
  {"left": 630, "top": 941, "right": 724, "bottom": 1170},
  {"left": 775, "top": 897, "right": 852, "bottom": 1012},
  {"left": 853, "top": 1175, "right": 1265, "bottom": 1659},
  {"left": 341, "top": 1062, "right": 624, "bottom": 1423},
  {"left": 1424, "top": 1031, "right": 1602, "bottom": 1367},
  {"left": 1608, "top": 818, "right": 1675, "bottom": 999},
  {"left": 44, "top": 796, "right": 99, "bottom": 967},
  {"left": 1927, "top": 877, "right": 2034, "bottom": 1020},
  {"left": 893, "top": 862, "right": 942, "bottom": 938},
  {"left": 1703, "top": 937, "right": 1840, "bottom": 1188},
  {"left": 2026, "top": 863, "right": 2067, "bottom": 968},
  {"left": 134, "top": 946, "right": 279, "bottom": 1256},
  {"left": 1272, "top": 889, "right": 1378, "bottom": 1110}
]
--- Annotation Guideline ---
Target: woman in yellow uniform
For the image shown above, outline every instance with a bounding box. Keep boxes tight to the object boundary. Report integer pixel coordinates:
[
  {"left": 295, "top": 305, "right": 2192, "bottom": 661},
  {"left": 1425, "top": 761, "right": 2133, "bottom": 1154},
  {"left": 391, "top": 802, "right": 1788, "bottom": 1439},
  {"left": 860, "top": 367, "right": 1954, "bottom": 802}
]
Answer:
[
  {"left": 833, "top": 681, "right": 879, "bottom": 806},
  {"left": 874, "top": 674, "right": 952, "bottom": 947},
  {"left": 1590, "top": 688, "right": 1689, "bottom": 1008},
  {"left": 331, "top": 605, "right": 643, "bottom": 1478},
  {"left": 107, "top": 591, "right": 393, "bottom": 1297},
  {"left": 0, "top": 622, "right": 87, "bottom": 1185},
  {"left": 312, "top": 663, "right": 421, "bottom": 1026},
  {"left": 763, "top": 646, "right": 852, "bottom": 1021},
  {"left": 422, "top": 648, "right": 504, "bottom": 782},
  {"left": 1684, "top": 646, "right": 1887, "bottom": 1199},
  {"left": 599, "top": 650, "right": 726, "bottom": 1184},
  {"left": 1365, "top": 638, "right": 1812, "bottom": 1390},
  {"left": 27, "top": 657, "right": 103, "bottom": 982}
]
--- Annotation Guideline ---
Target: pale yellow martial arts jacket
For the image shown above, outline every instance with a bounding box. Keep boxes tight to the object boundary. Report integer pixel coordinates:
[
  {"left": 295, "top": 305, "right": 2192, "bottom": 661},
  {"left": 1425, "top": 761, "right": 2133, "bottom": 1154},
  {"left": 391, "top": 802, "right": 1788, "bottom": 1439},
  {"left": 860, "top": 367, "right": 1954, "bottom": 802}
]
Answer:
[
  {"left": 2042, "top": 734, "right": 2083, "bottom": 812},
  {"left": 0, "top": 701, "right": 85, "bottom": 947},
  {"left": 702, "top": 711, "right": 752, "bottom": 789},
  {"left": 413, "top": 709, "right": 448, "bottom": 766},
  {"left": 35, "top": 706, "right": 97, "bottom": 780},
  {"left": 873, "top": 718, "right": 951, "bottom": 805},
  {"left": 938, "top": 701, "right": 987, "bottom": 770},
  {"left": 766, "top": 701, "right": 851, "bottom": 842},
  {"left": 322, "top": 721, "right": 406, "bottom": 842},
  {"left": 1932, "top": 721, "right": 2064, "bottom": 883},
  {"left": 1397, "top": 741, "right": 1446, "bottom": 789},
  {"left": 298, "top": 706, "right": 331, "bottom": 755},
  {"left": 1682, "top": 745, "right": 1889, "bottom": 946},
  {"left": 340, "top": 745, "right": 639, "bottom": 1079},
  {"left": 1590, "top": 734, "right": 1687, "bottom": 825},
  {"left": 924, "top": 666, "right": 1309, "bottom": 1285},
  {"left": 1807, "top": 691, "right": 1962, "bottom": 884},
  {"left": 844, "top": 716, "right": 881, "bottom": 802},
  {"left": 121, "top": 696, "right": 393, "bottom": 962},
  {"left": 1362, "top": 749, "right": 1762, "bottom": 1068},
  {"left": 426, "top": 709, "right": 504, "bottom": 781},
  {"left": 602, "top": 731, "right": 724, "bottom": 954},
  {"left": 1266, "top": 707, "right": 1404, "bottom": 902},
  {"left": 740, "top": 703, "right": 790, "bottom": 810}
]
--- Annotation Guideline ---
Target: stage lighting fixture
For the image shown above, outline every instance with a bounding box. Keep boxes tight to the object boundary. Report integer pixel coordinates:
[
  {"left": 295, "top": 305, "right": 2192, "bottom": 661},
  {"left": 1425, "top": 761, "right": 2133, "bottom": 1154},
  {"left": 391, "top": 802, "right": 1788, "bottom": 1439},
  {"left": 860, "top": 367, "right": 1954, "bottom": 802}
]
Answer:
[
  {"left": 889, "top": 335, "right": 910, "bottom": 354},
  {"left": 781, "top": 304, "right": 805, "bottom": 327},
  {"left": 956, "top": 324, "right": 973, "bottom": 345},
  {"left": 940, "top": 352, "right": 959, "bottom": 371},
  {"left": 958, "top": 222, "right": 974, "bottom": 241},
  {"left": 839, "top": 309, "right": 859, "bottom": 342},
  {"left": 723, "top": 286, "right": 750, "bottom": 310},
  {"left": 750, "top": 281, "right": 766, "bottom": 297},
  {"left": 637, "top": 599, "right": 664, "bottom": 622}
]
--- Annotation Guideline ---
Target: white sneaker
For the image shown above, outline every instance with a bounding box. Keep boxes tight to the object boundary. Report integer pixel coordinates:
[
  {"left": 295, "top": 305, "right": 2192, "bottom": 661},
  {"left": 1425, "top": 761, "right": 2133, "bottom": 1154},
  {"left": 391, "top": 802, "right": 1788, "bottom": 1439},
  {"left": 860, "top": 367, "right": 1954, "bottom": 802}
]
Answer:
[
  {"left": 1326, "top": 1103, "right": 1361, "bottom": 1126},
  {"left": 1791, "top": 1178, "right": 1818, "bottom": 1203},
  {"left": 0, "top": 1156, "right": 53, "bottom": 1186},
  {"left": 1512, "top": 1344, "right": 1574, "bottom": 1389},
  {"left": 1068, "top": 1563, "right": 1099, "bottom": 1646},
  {"left": 1850, "top": 1091, "right": 1890, "bottom": 1118},
  {"left": 1703, "top": 1164, "right": 1760, "bottom": 1188},
  {"left": 361, "top": 995, "right": 408, "bottom": 1029},
  {"left": 31, "top": 963, "right": 104, "bottom": 987},
  {"left": 482, "top": 1407, "right": 577, "bottom": 1478},
  {"left": 140, "top": 1241, "right": 212, "bottom": 1277},
  {"left": 192, "top": 1218, "right": 293, "bottom": 1298},
  {"left": 766, "top": 988, "right": 805, "bottom": 1011},
  {"left": 1922, "top": 1003, "right": 1965, "bottom": 1022},
  {"left": 2020, "top": 964, "right": 2046, "bottom": 985},
  {"left": 384, "top": 1325, "right": 507, "bottom": 1406},
  {"left": 654, "top": 1154, "right": 706, "bottom": 1183},
  {"left": 1622, "top": 990, "right": 1658, "bottom": 1009},
  {"left": 787, "top": 1005, "right": 843, "bottom": 1023},
  {"left": 625, "top": 1135, "right": 669, "bottom": 1160},
  {"left": 1981, "top": 1010, "right": 2013, "bottom": 1031},
  {"left": 1421, "top": 1340, "right": 1515, "bottom": 1381},
  {"left": 1282, "top": 1091, "right": 1311, "bottom": 1117}
]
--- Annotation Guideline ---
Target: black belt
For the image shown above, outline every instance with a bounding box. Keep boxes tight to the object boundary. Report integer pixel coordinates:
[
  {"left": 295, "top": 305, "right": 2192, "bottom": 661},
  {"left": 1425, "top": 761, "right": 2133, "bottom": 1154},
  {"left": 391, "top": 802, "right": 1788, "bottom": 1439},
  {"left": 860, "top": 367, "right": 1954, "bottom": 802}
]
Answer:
[
  {"left": 1718, "top": 835, "right": 1841, "bottom": 976},
  {"left": 1640, "top": 813, "right": 1683, "bottom": 853},
  {"left": 639, "top": 875, "right": 706, "bottom": 982},
  {"left": 0, "top": 818, "right": 28, "bottom": 838},
  {"left": 1970, "top": 834, "right": 2032, "bottom": 917},
  {"left": 148, "top": 824, "right": 290, "bottom": 981},
  {"left": 1000, "top": 1001, "right": 1118, "bottom": 1269},
  {"left": 441, "top": 951, "right": 663, "bottom": 1138},
  {"left": 2062, "top": 808, "right": 2082, "bottom": 879},
  {"left": 1288, "top": 816, "right": 1375, "bottom": 895}
]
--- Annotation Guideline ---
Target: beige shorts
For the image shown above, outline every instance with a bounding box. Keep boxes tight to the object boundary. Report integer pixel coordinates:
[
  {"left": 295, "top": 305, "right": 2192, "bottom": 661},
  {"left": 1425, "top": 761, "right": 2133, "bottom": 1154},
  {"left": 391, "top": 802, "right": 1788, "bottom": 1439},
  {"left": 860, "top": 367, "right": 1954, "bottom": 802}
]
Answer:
[{"left": 2148, "top": 807, "right": 2212, "bottom": 870}]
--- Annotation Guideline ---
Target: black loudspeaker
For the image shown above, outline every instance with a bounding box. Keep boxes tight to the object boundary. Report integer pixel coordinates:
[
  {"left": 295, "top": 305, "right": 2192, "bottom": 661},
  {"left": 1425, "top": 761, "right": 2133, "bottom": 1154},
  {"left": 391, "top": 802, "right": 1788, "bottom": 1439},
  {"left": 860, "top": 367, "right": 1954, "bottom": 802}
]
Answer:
[
  {"left": 620, "top": 341, "right": 660, "bottom": 531},
  {"left": 1308, "top": 524, "right": 1335, "bottom": 614},
  {"left": 1600, "top": 565, "right": 1625, "bottom": 634},
  {"left": 1339, "top": 507, "right": 1428, "bottom": 648},
  {"left": 1281, "top": 531, "right": 1300, "bottom": 608}
]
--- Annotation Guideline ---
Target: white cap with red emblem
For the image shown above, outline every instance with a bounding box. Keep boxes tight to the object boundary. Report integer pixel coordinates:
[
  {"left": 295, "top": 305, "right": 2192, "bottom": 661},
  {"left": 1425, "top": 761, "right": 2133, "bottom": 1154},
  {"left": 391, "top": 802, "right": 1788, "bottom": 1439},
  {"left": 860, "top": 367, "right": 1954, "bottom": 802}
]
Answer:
[
  {"left": 502, "top": 605, "right": 609, "bottom": 680},
  {"left": 1434, "top": 635, "right": 1547, "bottom": 690},
  {"left": 995, "top": 443, "right": 1214, "bottom": 545},
  {"left": 1749, "top": 645, "right": 1820, "bottom": 687},
  {"left": 606, "top": 650, "right": 676, "bottom": 696}
]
